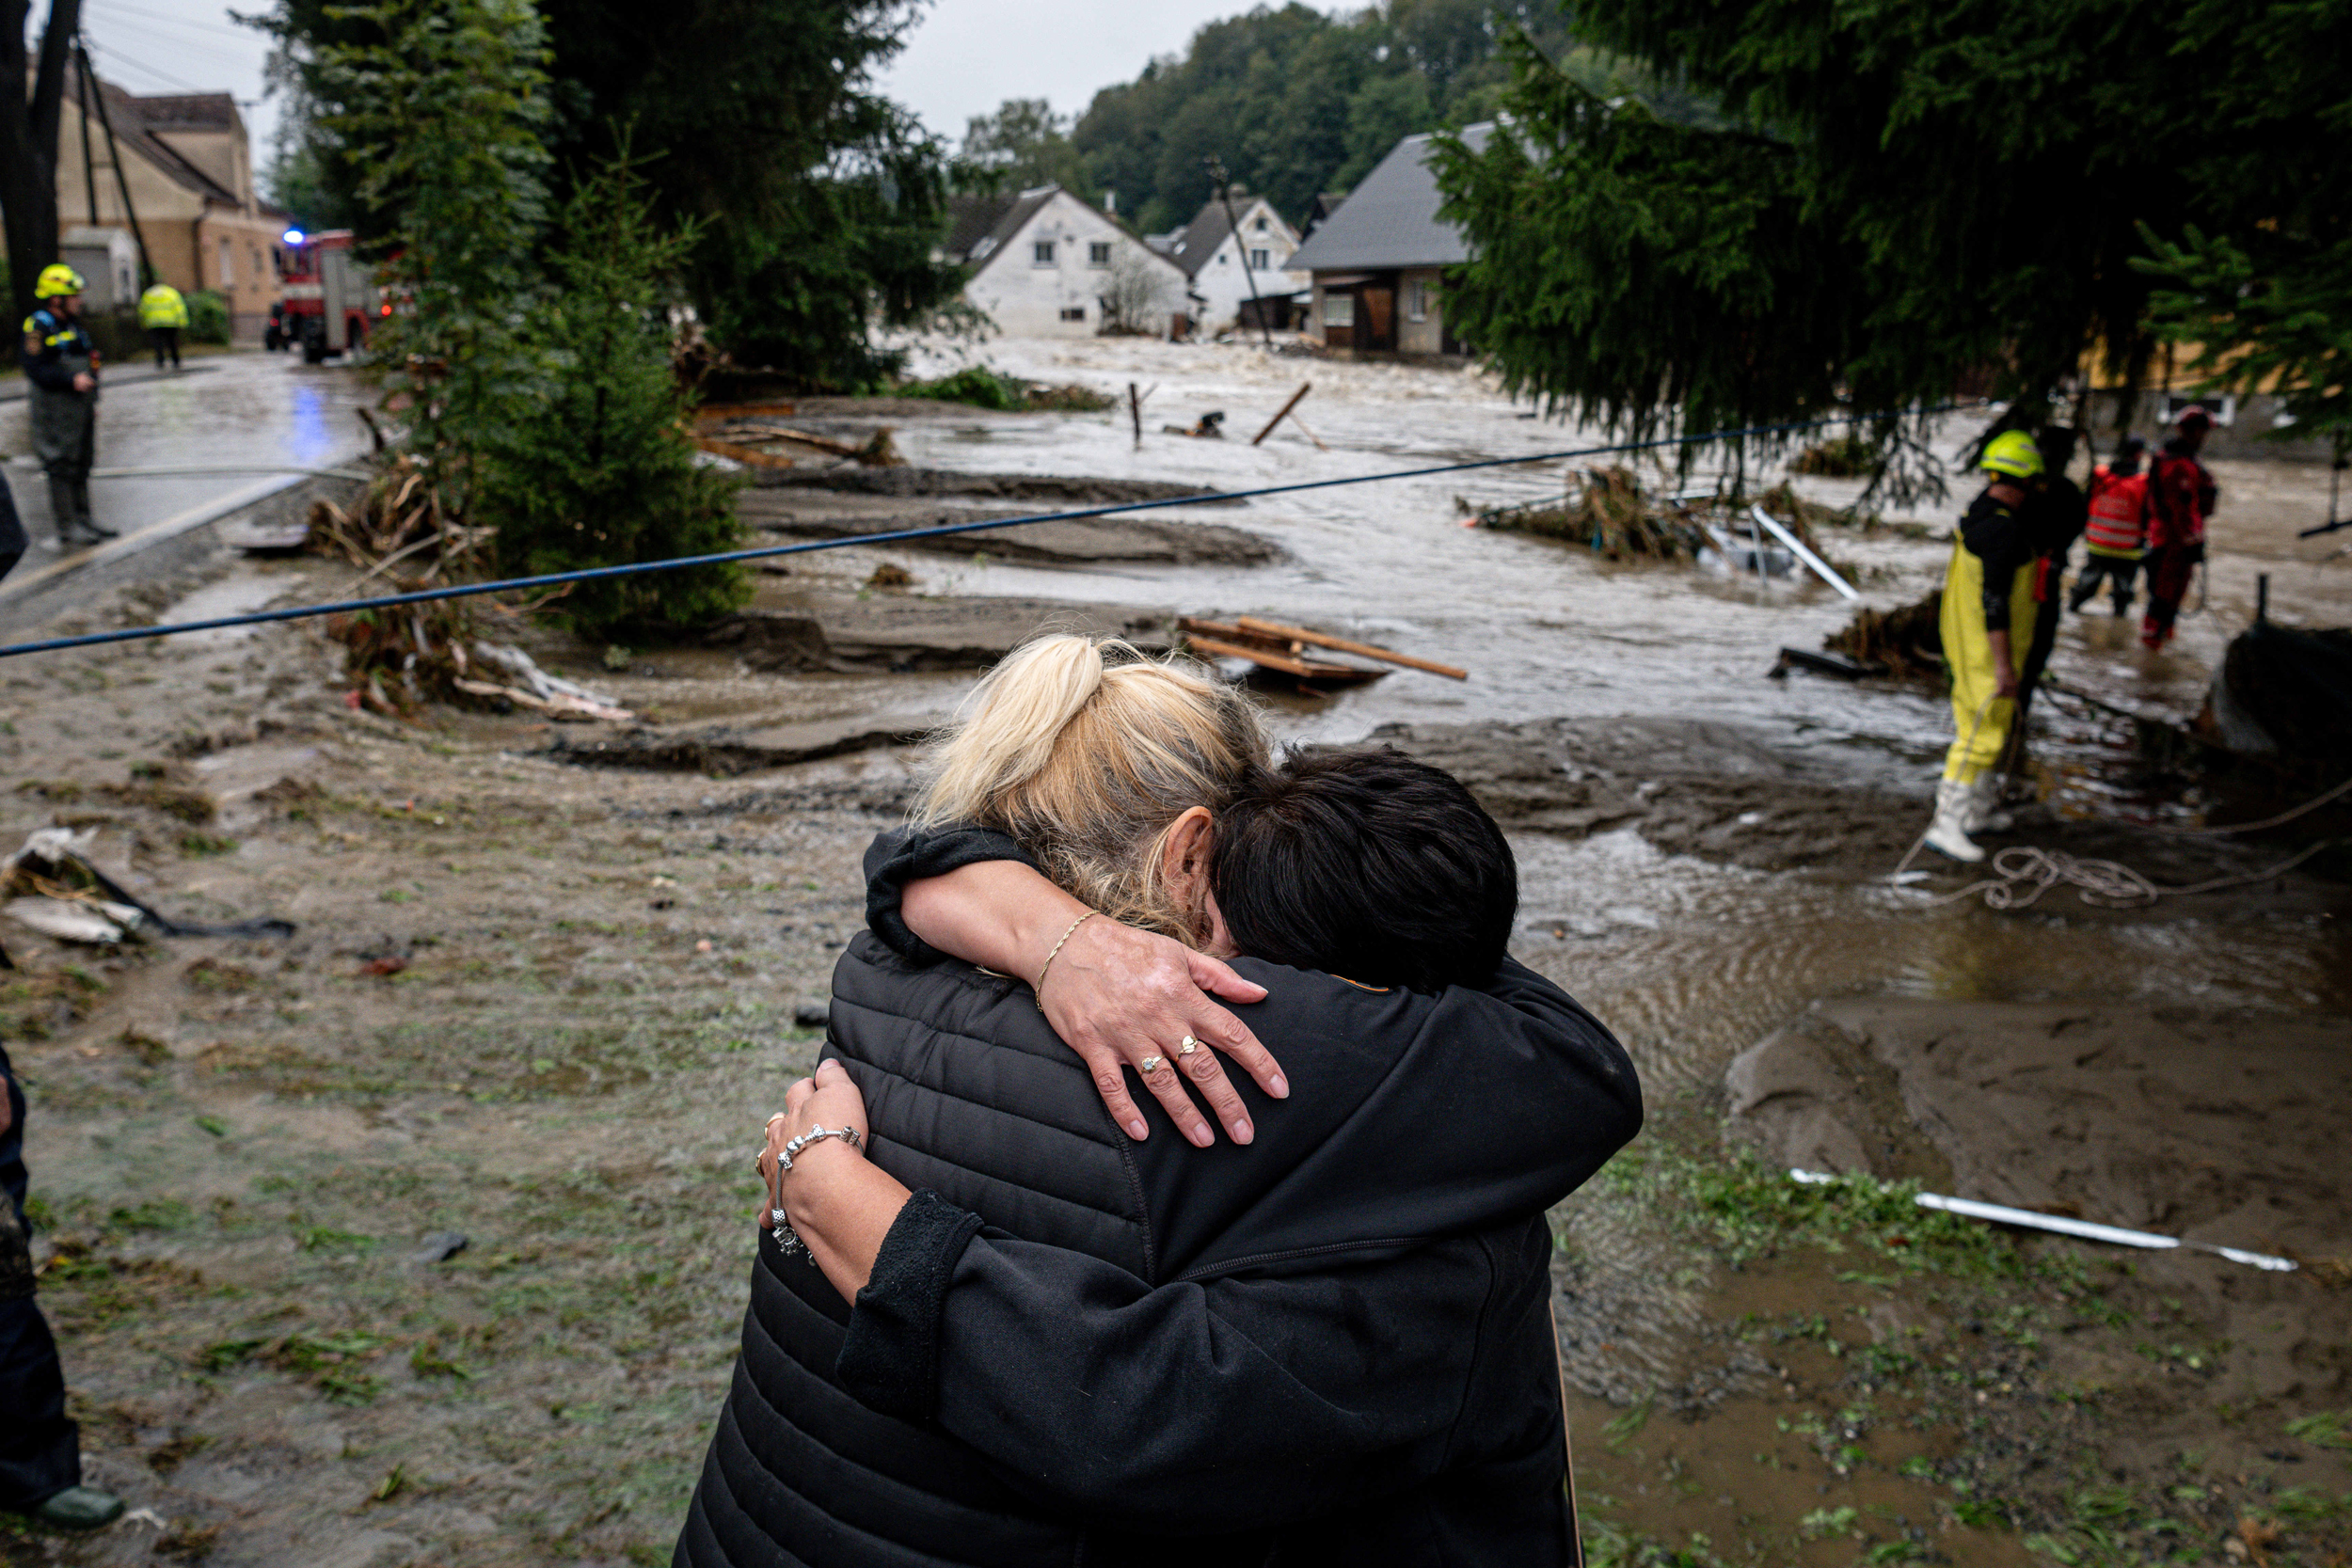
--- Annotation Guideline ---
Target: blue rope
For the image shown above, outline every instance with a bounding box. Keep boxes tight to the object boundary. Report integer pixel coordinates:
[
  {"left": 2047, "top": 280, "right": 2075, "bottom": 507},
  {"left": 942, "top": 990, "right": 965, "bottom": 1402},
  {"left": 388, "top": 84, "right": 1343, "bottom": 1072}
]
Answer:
[{"left": 0, "top": 403, "right": 1973, "bottom": 660}]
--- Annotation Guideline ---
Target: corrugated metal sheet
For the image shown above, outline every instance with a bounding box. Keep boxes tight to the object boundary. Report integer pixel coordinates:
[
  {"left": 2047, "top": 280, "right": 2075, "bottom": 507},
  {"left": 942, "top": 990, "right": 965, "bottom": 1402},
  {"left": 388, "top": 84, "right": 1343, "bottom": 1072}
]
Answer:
[{"left": 1285, "top": 123, "right": 1493, "bottom": 274}]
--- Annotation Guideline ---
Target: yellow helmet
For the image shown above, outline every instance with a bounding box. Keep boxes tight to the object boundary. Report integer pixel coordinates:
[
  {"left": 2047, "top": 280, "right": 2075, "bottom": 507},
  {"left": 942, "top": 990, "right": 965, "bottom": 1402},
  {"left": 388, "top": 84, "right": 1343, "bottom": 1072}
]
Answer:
[
  {"left": 1979, "top": 429, "right": 2044, "bottom": 480},
  {"left": 34, "top": 262, "right": 86, "bottom": 298}
]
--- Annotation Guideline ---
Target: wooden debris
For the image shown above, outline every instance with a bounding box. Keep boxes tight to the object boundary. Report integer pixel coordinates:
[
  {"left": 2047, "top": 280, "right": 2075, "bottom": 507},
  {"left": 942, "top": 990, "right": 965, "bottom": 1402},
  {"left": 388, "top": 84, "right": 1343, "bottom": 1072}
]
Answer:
[
  {"left": 1770, "top": 647, "right": 1886, "bottom": 681},
  {"left": 1232, "top": 615, "right": 1468, "bottom": 680},
  {"left": 708, "top": 425, "right": 903, "bottom": 467},
  {"left": 1164, "top": 412, "right": 1226, "bottom": 438},
  {"left": 1825, "top": 591, "right": 1944, "bottom": 678},
  {"left": 465, "top": 642, "right": 635, "bottom": 721},
  {"left": 1178, "top": 617, "right": 1389, "bottom": 687},
  {"left": 1251, "top": 383, "right": 1312, "bottom": 446},
  {"left": 693, "top": 436, "right": 796, "bottom": 469}
]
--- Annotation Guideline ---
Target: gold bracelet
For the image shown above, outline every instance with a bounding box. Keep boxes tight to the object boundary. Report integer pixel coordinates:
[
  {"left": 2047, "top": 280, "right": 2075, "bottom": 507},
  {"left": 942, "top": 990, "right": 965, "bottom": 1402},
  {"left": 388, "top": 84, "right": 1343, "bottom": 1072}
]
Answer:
[{"left": 1035, "top": 910, "right": 1099, "bottom": 1001}]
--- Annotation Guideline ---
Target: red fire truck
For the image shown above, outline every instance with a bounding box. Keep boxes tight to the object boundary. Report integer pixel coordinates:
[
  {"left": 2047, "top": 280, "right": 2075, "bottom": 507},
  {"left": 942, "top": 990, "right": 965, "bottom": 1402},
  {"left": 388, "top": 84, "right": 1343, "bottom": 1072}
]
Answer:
[{"left": 266, "top": 229, "right": 386, "bottom": 362}]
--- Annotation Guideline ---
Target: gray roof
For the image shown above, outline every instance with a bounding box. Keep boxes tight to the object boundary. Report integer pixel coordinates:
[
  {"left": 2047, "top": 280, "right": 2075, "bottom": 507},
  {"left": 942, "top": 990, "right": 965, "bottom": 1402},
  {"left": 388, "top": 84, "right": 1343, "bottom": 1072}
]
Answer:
[
  {"left": 942, "top": 186, "right": 1059, "bottom": 277},
  {"left": 1285, "top": 123, "right": 1492, "bottom": 274}
]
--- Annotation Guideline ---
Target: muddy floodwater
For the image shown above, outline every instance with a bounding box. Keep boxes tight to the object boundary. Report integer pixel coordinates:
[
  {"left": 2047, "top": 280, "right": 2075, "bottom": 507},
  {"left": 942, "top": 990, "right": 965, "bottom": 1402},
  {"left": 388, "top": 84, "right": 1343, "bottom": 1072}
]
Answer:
[{"left": 1, "top": 339, "right": 2345, "bottom": 1568}]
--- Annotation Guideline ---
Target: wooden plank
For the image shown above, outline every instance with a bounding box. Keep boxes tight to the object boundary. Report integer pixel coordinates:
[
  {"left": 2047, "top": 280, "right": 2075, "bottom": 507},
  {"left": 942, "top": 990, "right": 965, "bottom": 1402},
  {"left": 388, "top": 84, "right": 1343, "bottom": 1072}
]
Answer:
[
  {"left": 1177, "top": 615, "right": 1282, "bottom": 646},
  {"left": 1183, "top": 632, "right": 1385, "bottom": 683},
  {"left": 1251, "top": 382, "right": 1312, "bottom": 446},
  {"left": 692, "top": 436, "right": 795, "bottom": 470},
  {"left": 1232, "top": 615, "right": 1468, "bottom": 680}
]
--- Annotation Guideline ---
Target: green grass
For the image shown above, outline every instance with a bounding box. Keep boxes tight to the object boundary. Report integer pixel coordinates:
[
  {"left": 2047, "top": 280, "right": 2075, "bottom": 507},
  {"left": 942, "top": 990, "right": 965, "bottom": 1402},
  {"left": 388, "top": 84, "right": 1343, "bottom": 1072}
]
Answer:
[{"left": 1595, "top": 1148, "right": 2046, "bottom": 1278}]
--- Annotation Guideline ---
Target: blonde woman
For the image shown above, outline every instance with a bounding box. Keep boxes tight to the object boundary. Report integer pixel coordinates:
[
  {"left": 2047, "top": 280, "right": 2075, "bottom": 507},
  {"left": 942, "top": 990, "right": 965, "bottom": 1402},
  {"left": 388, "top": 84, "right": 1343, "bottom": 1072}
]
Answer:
[{"left": 676, "top": 636, "right": 1639, "bottom": 1568}]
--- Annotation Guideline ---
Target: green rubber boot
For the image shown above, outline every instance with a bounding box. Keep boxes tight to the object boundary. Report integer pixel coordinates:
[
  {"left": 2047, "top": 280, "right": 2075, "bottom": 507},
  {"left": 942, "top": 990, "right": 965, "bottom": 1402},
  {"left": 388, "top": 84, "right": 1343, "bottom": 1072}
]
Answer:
[{"left": 30, "top": 1485, "right": 125, "bottom": 1529}]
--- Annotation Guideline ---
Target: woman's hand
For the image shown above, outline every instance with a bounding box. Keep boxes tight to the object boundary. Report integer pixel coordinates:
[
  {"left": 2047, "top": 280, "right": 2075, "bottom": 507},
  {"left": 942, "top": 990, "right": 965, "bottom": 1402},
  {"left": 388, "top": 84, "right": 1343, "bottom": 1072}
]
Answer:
[
  {"left": 1038, "top": 917, "right": 1289, "bottom": 1149},
  {"left": 759, "top": 1059, "right": 872, "bottom": 1212},
  {"left": 755, "top": 1061, "right": 908, "bottom": 1302}
]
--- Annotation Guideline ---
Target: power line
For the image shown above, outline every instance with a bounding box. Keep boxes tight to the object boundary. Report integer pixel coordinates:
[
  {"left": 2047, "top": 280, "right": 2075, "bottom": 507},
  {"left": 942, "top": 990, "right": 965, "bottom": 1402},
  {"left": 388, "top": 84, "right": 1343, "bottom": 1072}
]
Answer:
[
  {"left": 0, "top": 403, "right": 1983, "bottom": 662},
  {"left": 81, "top": 36, "right": 211, "bottom": 96},
  {"left": 83, "top": 6, "right": 262, "bottom": 70},
  {"left": 85, "top": 0, "right": 263, "bottom": 41}
]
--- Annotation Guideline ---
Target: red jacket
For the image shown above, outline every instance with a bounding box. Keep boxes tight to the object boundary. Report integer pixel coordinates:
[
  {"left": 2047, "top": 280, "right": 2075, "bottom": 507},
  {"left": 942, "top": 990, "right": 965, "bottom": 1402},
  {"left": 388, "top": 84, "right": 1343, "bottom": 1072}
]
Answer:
[{"left": 2148, "top": 450, "right": 2216, "bottom": 549}]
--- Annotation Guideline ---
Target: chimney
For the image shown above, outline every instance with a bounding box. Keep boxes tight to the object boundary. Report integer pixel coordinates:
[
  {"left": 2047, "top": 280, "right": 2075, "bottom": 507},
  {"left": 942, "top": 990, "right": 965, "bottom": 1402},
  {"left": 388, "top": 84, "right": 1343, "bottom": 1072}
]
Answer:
[{"left": 1104, "top": 189, "right": 1117, "bottom": 215}]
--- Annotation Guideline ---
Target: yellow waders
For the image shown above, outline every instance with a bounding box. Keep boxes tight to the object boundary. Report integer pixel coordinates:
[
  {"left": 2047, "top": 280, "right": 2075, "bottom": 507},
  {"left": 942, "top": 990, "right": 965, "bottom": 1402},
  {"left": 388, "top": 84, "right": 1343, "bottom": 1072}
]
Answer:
[{"left": 1939, "top": 539, "right": 2038, "bottom": 784}]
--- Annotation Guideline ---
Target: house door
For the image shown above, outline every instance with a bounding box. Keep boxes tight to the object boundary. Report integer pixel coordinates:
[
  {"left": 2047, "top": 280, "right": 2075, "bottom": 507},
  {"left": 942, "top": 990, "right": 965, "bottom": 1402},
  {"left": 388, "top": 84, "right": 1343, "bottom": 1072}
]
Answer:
[{"left": 1359, "top": 287, "right": 1394, "bottom": 351}]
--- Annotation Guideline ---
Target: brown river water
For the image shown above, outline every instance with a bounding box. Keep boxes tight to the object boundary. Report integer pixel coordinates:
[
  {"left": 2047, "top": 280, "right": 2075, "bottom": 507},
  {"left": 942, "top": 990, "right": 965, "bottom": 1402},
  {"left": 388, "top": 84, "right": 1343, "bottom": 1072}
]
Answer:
[{"left": 865, "top": 337, "right": 2352, "bottom": 1095}]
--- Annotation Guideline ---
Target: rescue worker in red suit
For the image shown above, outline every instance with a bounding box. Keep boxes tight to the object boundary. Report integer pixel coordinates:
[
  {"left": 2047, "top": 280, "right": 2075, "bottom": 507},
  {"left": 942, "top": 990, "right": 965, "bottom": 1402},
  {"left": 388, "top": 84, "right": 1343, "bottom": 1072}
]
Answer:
[
  {"left": 2070, "top": 436, "right": 2151, "bottom": 615},
  {"left": 2141, "top": 409, "right": 2217, "bottom": 649}
]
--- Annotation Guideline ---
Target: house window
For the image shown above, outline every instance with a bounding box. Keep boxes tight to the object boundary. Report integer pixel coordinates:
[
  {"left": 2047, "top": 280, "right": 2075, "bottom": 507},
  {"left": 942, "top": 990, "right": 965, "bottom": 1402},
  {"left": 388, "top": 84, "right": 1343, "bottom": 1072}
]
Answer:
[
  {"left": 1060, "top": 306, "right": 1087, "bottom": 322},
  {"left": 1253, "top": 215, "right": 1268, "bottom": 231},
  {"left": 1088, "top": 241, "right": 1111, "bottom": 267},
  {"left": 1322, "top": 293, "right": 1355, "bottom": 327},
  {"left": 1033, "top": 241, "right": 1056, "bottom": 265},
  {"left": 1249, "top": 248, "right": 1270, "bottom": 271},
  {"left": 970, "top": 235, "right": 997, "bottom": 260},
  {"left": 1406, "top": 280, "right": 1428, "bottom": 323},
  {"left": 219, "top": 237, "right": 233, "bottom": 286}
]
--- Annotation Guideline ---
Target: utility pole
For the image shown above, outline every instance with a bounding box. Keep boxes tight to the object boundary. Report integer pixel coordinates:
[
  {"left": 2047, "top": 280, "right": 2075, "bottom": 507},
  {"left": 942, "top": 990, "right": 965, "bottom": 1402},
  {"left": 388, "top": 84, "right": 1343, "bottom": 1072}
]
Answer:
[
  {"left": 1205, "top": 156, "right": 1273, "bottom": 350},
  {"left": 0, "top": 0, "right": 89, "bottom": 326},
  {"left": 78, "top": 40, "right": 151, "bottom": 288}
]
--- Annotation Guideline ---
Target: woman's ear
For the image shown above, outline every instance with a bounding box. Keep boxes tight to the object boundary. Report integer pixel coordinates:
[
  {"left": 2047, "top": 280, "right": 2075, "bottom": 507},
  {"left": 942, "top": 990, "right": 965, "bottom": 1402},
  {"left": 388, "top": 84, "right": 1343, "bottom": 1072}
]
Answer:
[{"left": 1158, "top": 805, "right": 1216, "bottom": 911}]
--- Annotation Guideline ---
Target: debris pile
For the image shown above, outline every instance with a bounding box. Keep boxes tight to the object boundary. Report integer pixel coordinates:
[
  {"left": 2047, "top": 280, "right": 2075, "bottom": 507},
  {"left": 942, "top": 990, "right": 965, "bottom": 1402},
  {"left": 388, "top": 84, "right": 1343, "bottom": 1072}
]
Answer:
[
  {"left": 1789, "top": 435, "right": 1875, "bottom": 477},
  {"left": 1474, "top": 466, "right": 1710, "bottom": 560},
  {"left": 1823, "top": 590, "right": 1944, "bottom": 678},
  {"left": 693, "top": 412, "right": 905, "bottom": 469},
  {"left": 453, "top": 641, "right": 635, "bottom": 721},
  {"left": 1, "top": 829, "right": 294, "bottom": 946},
  {"left": 305, "top": 454, "right": 484, "bottom": 579}
]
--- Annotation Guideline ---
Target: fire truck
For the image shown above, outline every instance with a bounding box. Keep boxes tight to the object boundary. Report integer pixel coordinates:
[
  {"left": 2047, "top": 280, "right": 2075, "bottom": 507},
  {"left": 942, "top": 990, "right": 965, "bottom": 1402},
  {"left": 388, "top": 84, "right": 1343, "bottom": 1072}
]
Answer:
[{"left": 266, "top": 229, "right": 387, "bottom": 362}]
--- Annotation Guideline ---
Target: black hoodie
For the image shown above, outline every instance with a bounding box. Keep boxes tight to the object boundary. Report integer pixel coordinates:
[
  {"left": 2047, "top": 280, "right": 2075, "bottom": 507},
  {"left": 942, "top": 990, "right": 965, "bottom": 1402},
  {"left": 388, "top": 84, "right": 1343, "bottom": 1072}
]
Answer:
[{"left": 675, "top": 828, "right": 1641, "bottom": 1568}]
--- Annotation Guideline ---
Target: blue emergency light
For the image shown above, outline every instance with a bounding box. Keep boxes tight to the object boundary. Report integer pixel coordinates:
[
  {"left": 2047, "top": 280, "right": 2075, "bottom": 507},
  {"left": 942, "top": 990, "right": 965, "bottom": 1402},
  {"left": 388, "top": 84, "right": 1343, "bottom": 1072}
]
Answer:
[{"left": 283, "top": 229, "right": 306, "bottom": 245}]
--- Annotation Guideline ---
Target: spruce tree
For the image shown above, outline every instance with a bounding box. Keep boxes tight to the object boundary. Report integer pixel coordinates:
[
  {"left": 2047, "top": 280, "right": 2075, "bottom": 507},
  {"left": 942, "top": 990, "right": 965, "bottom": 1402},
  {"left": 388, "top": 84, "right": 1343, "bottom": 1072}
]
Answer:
[{"left": 475, "top": 151, "right": 748, "bottom": 638}]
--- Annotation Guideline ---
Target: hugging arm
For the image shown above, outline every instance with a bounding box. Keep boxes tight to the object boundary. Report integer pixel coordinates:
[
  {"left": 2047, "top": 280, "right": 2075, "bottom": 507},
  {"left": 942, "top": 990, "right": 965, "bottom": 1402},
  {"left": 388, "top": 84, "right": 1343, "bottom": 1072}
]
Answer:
[{"left": 865, "top": 828, "right": 1289, "bottom": 1147}]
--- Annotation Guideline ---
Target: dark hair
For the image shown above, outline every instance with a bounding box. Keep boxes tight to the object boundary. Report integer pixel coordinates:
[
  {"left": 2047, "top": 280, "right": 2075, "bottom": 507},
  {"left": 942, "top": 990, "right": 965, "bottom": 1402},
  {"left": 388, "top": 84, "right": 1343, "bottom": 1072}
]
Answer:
[
  {"left": 2036, "top": 425, "right": 2080, "bottom": 467},
  {"left": 1208, "top": 747, "right": 1518, "bottom": 992}
]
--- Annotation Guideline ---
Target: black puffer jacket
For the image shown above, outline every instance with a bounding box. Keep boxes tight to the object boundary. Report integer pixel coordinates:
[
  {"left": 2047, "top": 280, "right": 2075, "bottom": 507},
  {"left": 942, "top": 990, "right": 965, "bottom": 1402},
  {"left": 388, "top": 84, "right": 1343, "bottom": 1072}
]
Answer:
[{"left": 676, "top": 832, "right": 1641, "bottom": 1567}]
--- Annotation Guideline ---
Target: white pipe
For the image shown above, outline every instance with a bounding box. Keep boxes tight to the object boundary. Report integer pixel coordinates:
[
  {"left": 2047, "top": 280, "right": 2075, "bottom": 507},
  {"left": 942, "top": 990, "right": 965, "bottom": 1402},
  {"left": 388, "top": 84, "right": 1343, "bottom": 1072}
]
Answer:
[
  {"left": 1787, "top": 1169, "right": 2296, "bottom": 1271},
  {"left": 1750, "top": 505, "right": 1860, "bottom": 600}
]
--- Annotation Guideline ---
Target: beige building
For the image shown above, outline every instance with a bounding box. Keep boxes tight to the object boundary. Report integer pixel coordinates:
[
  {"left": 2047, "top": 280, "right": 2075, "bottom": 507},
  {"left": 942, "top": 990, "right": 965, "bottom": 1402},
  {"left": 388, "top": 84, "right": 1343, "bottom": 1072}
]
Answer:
[
  {"left": 50, "top": 73, "right": 287, "bottom": 340},
  {"left": 1285, "top": 126, "right": 1489, "bottom": 361}
]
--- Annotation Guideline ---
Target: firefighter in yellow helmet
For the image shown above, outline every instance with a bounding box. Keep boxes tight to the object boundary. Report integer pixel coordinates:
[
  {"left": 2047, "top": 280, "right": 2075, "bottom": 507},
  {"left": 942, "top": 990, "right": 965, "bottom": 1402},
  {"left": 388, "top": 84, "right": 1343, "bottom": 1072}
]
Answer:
[
  {"left": 137, "top": 280, "right": 188, "bottom": 370},
  {"left": 1923, "top": 429, "right": 2044, "bottom": 862},
  {"left": 20, "top": 264, "right": 112, "bottom": 550}
]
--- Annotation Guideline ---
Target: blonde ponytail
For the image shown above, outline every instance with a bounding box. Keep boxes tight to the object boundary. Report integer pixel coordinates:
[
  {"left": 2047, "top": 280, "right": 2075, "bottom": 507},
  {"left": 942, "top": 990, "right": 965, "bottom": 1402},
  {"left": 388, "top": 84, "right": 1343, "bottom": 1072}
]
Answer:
[{"left": 914, "top": 633, "right": 1267, "bottom": 937}]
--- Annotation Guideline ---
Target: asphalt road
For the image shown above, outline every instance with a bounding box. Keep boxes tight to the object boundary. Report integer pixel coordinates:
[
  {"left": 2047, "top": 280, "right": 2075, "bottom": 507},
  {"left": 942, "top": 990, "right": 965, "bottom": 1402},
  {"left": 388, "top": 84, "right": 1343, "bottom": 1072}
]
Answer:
[{"left": 1, "top": 347, "right": 374, "bottom": 556}]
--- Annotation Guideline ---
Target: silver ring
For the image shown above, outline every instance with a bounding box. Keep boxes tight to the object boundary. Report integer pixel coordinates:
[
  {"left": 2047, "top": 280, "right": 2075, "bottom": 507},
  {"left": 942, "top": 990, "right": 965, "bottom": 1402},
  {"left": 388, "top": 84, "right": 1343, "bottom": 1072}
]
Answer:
[
  {"left": 1138, "top": 1054, "right": 1165, "bottom": 1074},
  {"left": 1178, "top": 1036, "right": 1200, "bottom": 1056}
]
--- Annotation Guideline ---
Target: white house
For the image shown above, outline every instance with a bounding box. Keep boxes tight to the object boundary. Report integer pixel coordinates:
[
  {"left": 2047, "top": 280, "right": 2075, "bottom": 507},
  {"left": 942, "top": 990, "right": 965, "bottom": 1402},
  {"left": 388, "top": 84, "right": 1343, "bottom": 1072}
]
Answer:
[
  {"left": 1149, "top": 191, "right": 1308, "bottom": 334},
  {"left": 944, "top": 185, "right": 1188, "bottom": 339}
]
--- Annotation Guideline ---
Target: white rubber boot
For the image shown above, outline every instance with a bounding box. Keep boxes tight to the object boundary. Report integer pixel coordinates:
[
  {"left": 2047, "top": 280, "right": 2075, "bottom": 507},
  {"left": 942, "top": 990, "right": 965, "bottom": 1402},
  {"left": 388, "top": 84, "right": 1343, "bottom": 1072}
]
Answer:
[
  {"left": 1966, "top": 774, "right": 2014, "bottom": 833},
  {"left": 1924, "top": 778, "right": 1985, "bottom": 862}
]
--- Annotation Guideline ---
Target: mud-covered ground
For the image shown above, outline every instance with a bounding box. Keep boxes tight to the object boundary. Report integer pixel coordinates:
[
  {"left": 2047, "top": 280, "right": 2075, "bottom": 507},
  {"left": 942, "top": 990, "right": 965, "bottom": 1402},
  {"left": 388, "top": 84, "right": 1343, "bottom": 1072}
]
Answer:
[{"left": 4, "top": 351, "right": 2349, "bottom": 1567}]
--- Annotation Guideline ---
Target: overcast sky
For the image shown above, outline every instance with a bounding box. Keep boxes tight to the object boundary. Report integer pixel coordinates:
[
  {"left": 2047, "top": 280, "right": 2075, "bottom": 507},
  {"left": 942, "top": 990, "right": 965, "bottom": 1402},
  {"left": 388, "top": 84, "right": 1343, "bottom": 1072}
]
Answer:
[{"left": 48, "top": 0, "right": 1265, "bottom": 182}]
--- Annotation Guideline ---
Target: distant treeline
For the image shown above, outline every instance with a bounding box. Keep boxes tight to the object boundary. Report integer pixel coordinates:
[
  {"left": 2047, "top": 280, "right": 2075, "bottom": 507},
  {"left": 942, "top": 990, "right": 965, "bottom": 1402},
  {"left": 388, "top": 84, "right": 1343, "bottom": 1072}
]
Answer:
[{"left": 957, "top": 0, "right": 1574, "bottom": 234}]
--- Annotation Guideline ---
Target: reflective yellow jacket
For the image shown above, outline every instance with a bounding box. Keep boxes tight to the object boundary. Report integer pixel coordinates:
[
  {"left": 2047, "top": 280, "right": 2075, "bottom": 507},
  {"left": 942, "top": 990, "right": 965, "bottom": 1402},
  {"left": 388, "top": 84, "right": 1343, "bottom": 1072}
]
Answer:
[{"left": 138, "top": 284, "right": 189, "bottom": 330}]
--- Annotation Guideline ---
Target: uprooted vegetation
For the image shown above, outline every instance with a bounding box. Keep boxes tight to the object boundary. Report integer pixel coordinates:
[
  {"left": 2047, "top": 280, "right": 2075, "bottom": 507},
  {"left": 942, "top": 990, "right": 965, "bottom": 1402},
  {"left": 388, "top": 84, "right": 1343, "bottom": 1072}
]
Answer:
[
  {"left": 1825, "top": 590, "right": 1946, "bottom": 679},
  {"left": 892, "top": 365, "right": 1117, "bottom": 413},
  {"left": 1470, "top": 467, "right": 1858, "bottom": 566}
]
